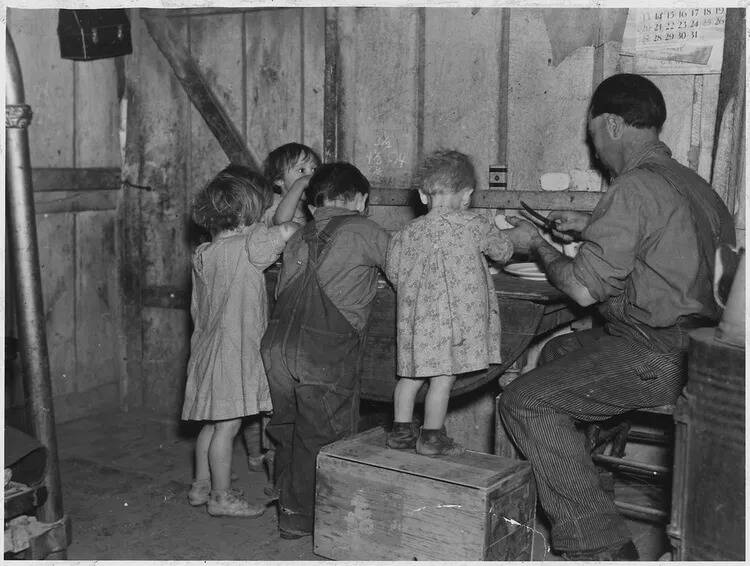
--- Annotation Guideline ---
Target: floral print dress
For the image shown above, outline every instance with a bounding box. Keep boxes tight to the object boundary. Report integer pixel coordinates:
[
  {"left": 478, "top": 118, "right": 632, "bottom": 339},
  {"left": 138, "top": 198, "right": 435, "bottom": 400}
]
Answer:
[{"left": 385, "top": 210, "right": 513, "bottom": 378}]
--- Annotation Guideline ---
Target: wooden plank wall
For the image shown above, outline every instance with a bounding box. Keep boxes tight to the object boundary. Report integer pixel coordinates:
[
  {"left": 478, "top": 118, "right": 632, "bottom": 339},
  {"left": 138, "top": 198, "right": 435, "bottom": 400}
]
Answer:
[{"left": 7, "top": 9, "right": 123, "bottom": 424}]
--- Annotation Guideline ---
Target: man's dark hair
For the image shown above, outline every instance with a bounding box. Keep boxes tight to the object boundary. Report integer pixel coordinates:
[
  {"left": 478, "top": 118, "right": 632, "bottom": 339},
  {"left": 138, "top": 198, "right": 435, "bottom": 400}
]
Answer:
[
  {"left": 305, "top": 162, "right": 370, "bottom": 207},
  {"left": 590, "top": 73, "right": 666, "bottom": 130}
]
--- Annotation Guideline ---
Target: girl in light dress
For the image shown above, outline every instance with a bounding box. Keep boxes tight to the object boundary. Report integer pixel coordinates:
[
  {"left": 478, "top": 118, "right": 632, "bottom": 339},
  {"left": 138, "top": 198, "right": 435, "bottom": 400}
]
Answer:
[{"left": 182, "top": 166, "right": 297, "bottom": 516}]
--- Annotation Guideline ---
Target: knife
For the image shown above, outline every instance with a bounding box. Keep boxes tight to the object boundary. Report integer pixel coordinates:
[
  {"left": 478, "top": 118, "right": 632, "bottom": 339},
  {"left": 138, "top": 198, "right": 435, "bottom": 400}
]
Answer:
[{"left": 520, "top": 200, "right": 557, "bottom": 232}]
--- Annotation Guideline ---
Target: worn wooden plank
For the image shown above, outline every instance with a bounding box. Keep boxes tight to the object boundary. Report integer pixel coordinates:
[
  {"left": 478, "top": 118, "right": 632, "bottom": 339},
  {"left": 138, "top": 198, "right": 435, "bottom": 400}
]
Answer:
[
  {"left": 302, "top": 8, "right": 326, "bottom": 152},
  {"left": 74, "top": 59, "right": 121, "bottom": 168},
  {"left": 648, "top": 75, "right": 694, "bottom": 167},
  {"left": 245, "top": 8, "right": 304, "bottom": 155},
  {"left": 424, "top": 8, "right": 506, "bottom": 191},
  {"left": 698, "top": 74, "right": 720, "bottom": 182},
  {"left": 7, "top": 8, "right": 74, "bottom": 167},
  {"left": 32, "top": 168, "right": 121, "bottom": 192},
  {"left": 189, "top": 12, "right": 244, "bottom": 198},
  {"left": 141, "top": 9, "right": 261, "bottom": 171},
  {"left": 33, "top": 191, "right": 119, "bottom": 214},
  {"left": 75, "top": 211, "right": 120, "bottom": 394},
  {"left": 370, "top": 187, "right": 601, "bottom": 211},
  {"left": 323, "top": 7, "right": 340, "bottom": 162},
  {"left": 338, "top": 8, "right": 421, "bottom": 188},
  {"left": 141, "top": 308, "right": 191, "bottom": 415},
  {"left": 508, "top": 10, "right": 597, "bottom": 192},
  {"left": 36, "top": 214, "right": 76, "bottom": 398}
]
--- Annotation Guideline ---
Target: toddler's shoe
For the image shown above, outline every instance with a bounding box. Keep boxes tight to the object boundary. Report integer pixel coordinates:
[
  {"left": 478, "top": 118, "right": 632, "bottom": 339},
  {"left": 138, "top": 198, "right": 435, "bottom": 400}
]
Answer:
[
  {"left": 416, "top": 427, "right": 465, "bottom": 456},
  {"left": 386, "top": 422, "right": 418, "bottom": 450},
  {"left": 187, "top": 478, "right": 210, "bottom": 506},
  {"left": 207, "top": 489, "right": 265, "bottom": 518}
]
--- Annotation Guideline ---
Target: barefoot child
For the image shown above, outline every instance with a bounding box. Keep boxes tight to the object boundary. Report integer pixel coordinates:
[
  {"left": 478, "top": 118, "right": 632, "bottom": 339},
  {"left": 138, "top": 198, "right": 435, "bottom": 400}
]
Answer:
[
  {"left": 182, "top": 166, "right": 298, "bottom": 516},
  {"left": 385, "top": 150, "right": 514, "bottom": 455},
  {"left": 261, "top": 162, "right": 390, "bottom": 538}
]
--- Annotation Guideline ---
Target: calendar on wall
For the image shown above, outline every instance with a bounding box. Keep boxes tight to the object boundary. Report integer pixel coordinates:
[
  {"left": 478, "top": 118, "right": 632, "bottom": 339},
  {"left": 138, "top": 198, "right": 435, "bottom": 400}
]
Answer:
[{"left": 621, "top": 8, "right": 726, "bottom": 74}]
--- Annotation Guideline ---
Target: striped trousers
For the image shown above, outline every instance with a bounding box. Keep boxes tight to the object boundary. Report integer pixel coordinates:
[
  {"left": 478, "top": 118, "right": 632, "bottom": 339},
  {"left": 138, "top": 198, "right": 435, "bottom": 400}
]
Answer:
[{"left": 498, "top": 323, "right": 689, "bottom": 553}]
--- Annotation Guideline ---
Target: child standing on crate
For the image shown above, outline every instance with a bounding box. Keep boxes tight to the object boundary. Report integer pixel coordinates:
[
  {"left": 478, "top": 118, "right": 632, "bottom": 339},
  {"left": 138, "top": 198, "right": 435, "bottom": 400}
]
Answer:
[
  {"left": 261, "top": 162, "right": 390, "bottom": 539},
  {"left": 182, "top": 166, "right": 298, "bottom": 517},
  {"left": 385, "top": 150, "right": 514, "bottom": 455}
]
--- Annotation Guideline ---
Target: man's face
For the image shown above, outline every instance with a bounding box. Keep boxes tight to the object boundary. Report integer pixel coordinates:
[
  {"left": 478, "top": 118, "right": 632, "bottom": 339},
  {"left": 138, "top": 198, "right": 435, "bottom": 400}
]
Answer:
[{"left": 587, "top": 113, "right": 616, "bottom": 173}]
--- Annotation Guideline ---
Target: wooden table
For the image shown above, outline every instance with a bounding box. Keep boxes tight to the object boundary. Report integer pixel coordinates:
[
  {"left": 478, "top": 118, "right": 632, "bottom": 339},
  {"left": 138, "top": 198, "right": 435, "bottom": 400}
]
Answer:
[{"left": 361, "top": 270, "right": 581, "bottom": 403}]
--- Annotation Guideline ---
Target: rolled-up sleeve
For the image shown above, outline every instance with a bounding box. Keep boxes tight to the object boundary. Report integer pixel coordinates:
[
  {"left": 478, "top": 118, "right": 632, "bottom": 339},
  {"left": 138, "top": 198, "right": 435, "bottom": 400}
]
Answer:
[
  {"left": 384, "top": 231, "right": 402, "bottom": 286},
  {"left": 573, "top": 181, "right": 643, "bottom": 301}
]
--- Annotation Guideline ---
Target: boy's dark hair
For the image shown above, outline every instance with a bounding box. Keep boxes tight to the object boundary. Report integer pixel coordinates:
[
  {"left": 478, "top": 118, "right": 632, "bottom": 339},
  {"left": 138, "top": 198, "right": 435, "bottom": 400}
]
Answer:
[
  {"left": 263, "top": 142, "right": 321, "bottom": 184},
  {"left": 305, "top": 162, "right": 370, "bottom": 207},
  {"left": 191, "top": 165, "right": 273, "bottom": 234},
  {"left": 420, "top": 150, "right": 477, "bottom": 195},
  {"left": 590, "top": 73, "right": 666, "bottom": 130}
]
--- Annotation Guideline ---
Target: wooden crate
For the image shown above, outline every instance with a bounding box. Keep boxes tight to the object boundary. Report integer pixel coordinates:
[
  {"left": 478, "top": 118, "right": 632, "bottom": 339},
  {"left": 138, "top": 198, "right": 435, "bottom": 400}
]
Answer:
[{"left": 314, "top": 427, "right": 536, "bottom": 561}]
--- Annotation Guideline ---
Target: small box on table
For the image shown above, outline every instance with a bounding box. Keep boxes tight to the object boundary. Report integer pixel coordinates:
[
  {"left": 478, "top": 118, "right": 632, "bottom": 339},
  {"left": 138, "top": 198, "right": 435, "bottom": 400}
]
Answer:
[{"left": 314, "top": 426, "right": 536, "bottom": 561}]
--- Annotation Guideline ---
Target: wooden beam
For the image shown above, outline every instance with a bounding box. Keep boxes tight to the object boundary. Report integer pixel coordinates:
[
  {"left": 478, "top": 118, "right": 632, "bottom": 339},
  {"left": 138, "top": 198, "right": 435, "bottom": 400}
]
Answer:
[
  {"left": 33, "top": 190, "right": 119, "bottom": 214},
  {"left": 369, "top": 188, "right": 602, "bottom": 211},
  {"left": 32, "top": 168, "right": 120, "bottom": 192},
  {"left": 323, "top": 7, "right": 340, "bottom": 162},
  {"left": 141, "top": 9, "right": 261, "bottom": 171}
]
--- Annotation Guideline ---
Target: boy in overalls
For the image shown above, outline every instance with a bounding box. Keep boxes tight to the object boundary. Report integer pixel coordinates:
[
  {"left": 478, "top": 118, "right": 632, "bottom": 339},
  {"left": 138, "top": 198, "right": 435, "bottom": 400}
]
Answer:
[{"left": 261, "top": 162, "right": 390, "bottom": 539}]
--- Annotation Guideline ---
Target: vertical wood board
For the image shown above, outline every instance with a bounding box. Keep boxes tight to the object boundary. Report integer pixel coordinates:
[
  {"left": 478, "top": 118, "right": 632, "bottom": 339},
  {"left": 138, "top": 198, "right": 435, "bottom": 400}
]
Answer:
[
  {"left": 648, "top": 75, "right": 694, "bottom": 168},
  {"left": 74, "top": 59, "right": 121, "bottom": 168},
  {"left": 8, "top": 9, "right": 75, "bottom": 167},
  {"left": 424, "top": 8, "right": 506, "bottom": 191},
  {"left": 698, "top": 75, "right": 720, "bottom": 182},
  {"left": 133, "top": 14, "right": 191, "bottom": 289},
  {"left": 36, "top": 213, "right": 76, "bottom": 398},
  {"left": 142, "top": 308, "right": 191, "bottom": 417},
  {"left": 302, "top": 8, "right": 326, "bottom": 153},
  {"left": 189, "top": 13, "right": 245, "bottom": 199},
  {"left": 245, "top": 8, "right": 304, "bottom": 157},
  {"left": 75, "top": 210, "right": 120, "bottom": 393},
  {"left": 508, "top": 9, "right": 597, "bottom": 191},
  {"left": 338, "top": 8, "right": 421, "bottom": 187}
]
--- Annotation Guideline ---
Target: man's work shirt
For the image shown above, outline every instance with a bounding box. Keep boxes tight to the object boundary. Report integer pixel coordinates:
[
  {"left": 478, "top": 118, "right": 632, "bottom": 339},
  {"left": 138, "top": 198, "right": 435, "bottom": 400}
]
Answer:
[
  {"left": 276, "top": 207, "right": 390, "bottom": 333},
  {"left": 573, "top": 141, "right": 735, "bottom": 328}
]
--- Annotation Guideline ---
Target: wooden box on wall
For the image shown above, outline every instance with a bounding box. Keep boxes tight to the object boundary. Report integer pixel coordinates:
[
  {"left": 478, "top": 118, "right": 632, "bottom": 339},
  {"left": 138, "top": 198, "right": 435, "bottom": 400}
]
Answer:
[{"left": 314, "top": 427, "right": 536, "bottom": 561}]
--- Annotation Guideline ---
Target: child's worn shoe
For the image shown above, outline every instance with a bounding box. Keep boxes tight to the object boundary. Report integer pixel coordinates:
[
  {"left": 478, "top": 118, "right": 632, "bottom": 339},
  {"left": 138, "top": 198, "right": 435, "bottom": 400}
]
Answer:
[
  {"left": 416, "top": 427, "right": 465, "bottom": 456},
  {"left": 187, "top": 479, "right": 211, "bottom": 506},
  {"left": 386, "top": 422, "right": 418, "bottom": 449},
  {"left": 207, "top": 489, "right": 265, "bottom": 518}
]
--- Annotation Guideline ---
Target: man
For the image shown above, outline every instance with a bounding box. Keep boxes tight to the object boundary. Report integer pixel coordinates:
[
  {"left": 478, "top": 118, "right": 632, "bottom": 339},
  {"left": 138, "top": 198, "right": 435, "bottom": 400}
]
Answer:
[{"left": 499, "top": 73, "right": 735, "bottom": 560}]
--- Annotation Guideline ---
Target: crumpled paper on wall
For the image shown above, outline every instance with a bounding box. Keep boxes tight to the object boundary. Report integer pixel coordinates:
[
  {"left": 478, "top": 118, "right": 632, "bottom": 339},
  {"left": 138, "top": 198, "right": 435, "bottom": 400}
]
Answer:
[{"left": 542, "top": 9, "right": 629, "bottom": 66}]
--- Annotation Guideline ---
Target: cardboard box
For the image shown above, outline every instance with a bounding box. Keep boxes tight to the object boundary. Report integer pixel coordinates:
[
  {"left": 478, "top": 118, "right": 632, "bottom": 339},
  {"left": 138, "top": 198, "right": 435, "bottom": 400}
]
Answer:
[{"left": 314, "top": 427, "right": 536, "bottom": 561}]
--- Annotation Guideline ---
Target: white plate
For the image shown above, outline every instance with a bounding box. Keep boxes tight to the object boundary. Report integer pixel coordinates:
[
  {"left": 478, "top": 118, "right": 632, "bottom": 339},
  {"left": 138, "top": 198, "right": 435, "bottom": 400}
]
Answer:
[{"left": 504, "top": 262, "right": 547, "bottom": 280}]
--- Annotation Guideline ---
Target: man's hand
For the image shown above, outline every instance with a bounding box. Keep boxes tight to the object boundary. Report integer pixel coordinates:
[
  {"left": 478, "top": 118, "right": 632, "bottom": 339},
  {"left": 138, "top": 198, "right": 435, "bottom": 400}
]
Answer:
[
  {"left": 547, "top": 210, "right": 591, "bottom": 235},
  {"left": 497, "top": 215, "right": 544, "bottom": 255}
]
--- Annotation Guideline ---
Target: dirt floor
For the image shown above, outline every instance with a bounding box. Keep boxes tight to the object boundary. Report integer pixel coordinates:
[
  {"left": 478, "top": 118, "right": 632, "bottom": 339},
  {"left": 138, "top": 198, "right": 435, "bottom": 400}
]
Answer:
[{"left": 54, "top": 409, "right": 669, "bottom": 561}]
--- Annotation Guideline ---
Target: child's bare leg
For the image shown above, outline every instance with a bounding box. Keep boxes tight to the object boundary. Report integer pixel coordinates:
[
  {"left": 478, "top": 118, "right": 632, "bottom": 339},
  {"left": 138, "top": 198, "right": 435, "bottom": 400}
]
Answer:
[
  {"left": 423, "top": 374, "right": 456, "bottom": 429},
  {"left": 209, "top": 418, "right": 243, "bottom": 492},
  {"left": 195, "top": 423, "right": 214, "bottom": 481},
  {"left": 393, "top": 377, "right": 425, "bottom": 422}
]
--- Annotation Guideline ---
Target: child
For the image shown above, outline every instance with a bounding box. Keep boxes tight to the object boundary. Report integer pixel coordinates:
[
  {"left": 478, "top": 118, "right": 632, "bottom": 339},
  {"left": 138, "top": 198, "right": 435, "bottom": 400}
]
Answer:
[
  {"left": 384, "top": 150, "right": 514, "bottom": 456},
  {"left": 261, "top": 162, "right": 390, "bottom": 538},
  {"left": 262, "top": 142, "right": 321, "bottom": 226},
  {"left": 182, "top": 165, "right": 298, "bottom": 517}
]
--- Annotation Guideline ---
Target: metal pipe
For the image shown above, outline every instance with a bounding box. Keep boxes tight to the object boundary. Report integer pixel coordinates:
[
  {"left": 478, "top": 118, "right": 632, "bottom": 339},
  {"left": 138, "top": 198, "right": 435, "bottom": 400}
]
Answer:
[{"left": 5, "top": 31, "right": 64, "bottom": 526}]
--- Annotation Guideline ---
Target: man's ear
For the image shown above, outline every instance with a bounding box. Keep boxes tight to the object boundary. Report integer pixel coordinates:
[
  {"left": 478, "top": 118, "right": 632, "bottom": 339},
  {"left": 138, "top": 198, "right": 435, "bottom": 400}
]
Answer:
[
  {"left": 606, "top": 113, "right": 625, "bottom": 140},
  {"left": 418, "top": 190, "right": 429, "bottom": 205},
  {"left": 356, "top": 193, "right": 369, "bottom": 213}
]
